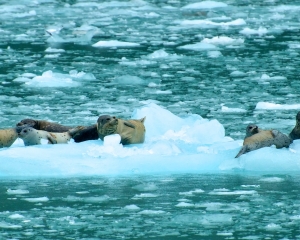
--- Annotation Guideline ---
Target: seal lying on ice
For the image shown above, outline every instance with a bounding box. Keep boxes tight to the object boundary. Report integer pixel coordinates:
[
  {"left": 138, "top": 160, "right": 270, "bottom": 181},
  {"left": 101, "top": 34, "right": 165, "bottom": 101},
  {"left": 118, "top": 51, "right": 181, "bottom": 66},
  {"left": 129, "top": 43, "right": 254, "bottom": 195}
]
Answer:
[
  {"left": 96, "top": 115, "right": 146, "bottom": 145},
  {"left": 235, "top": 124, "right": 292, "bottom": 158}
]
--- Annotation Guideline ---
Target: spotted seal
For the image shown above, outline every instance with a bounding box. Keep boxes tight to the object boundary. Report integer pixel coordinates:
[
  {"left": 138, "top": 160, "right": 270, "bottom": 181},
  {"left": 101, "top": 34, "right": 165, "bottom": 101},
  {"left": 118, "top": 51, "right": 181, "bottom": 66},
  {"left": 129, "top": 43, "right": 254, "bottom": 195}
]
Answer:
[
  {"left": 0, "top": 128, "right": 19, "bottom": 148},
  {"left": 17, "top": 126, "right": 85, "bottom": 146},
  {"left": 97, "top": 115, "right": 146, "bottom": 145},
  {"left": 17, "top": 118, "right": 98, "bottom": 143},
  {"left": 289, "top": 111, "right": 300, "bottom": 140},
  {"left": 235, "top": 126, "right": 292, "bottom": 158}
]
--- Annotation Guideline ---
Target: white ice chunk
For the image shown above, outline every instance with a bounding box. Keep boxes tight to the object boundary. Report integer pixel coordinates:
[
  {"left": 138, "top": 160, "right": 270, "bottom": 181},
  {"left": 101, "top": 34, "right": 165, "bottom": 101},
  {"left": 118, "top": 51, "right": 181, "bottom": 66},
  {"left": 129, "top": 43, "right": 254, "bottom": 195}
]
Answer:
[
  {"left": 240, "top": 27, "right": 268, "bottom": 36},
  {"left": 178, "top": 42, "right": 218, "bottom": 51},
  {"left": 180, "top": 19, "right": 246, "bottom": 27},
  {"left": 25, "top": 70, "right": 80, "bottom": 88},
  {"left": 201, "top": 36, "right": 244, "bottom": 45},
  {"left": 255, "top": 102, "right": 300, "bottom": 110},
  {"left": 182, "top": 1, "right": 228, "bottom": 9},
  {"left": 92, "top": 40, "right": 140, "bottom": 48},
  {"left": 23, "top": 197, "right": 49, "bottom": 202}
]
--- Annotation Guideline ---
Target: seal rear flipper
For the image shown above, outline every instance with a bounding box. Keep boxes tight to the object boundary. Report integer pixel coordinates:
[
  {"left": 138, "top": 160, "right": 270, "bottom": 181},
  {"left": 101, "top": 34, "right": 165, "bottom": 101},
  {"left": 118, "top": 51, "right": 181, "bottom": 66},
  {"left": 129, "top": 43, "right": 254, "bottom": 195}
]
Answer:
[
  {"left": 47, "top": 133, "right": 57, "bottom": 144},
  {"left": 140, "top": 117, "right": 146, "bottom": 123},
  {"left": 72, "top": 124, "right": 99, "bottom": 143},
  {"left": 235, "top": 146, "right": 248, "bottom": 158},
  {"left": 124, "top": 121, "right": 135, "bottom": 129},
  {"left": 120, "top": 137, "right": 131, "bottom": 145}
]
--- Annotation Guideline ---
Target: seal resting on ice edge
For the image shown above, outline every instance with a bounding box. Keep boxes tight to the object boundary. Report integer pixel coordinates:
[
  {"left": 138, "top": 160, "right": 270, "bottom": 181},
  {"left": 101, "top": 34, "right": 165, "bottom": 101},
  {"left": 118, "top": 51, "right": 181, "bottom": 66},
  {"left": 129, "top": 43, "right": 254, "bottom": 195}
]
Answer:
[
  {"left": 289, "top": 111, "right": 300, "bottom": 140},
  {"left": 235, "top": 126, "right": 293, "bottom": 158},
  {"left": 16, "top": 118, "right": 99, "bottom": 143},
  {"left": 0, "top": 128, "right": 18, "bottom": 148},
  {"left": 17, "top": 126, "right": 85, "bottom": 146},
  {"left": 97, "top": 115, "right": 146, "bottom": 145}
]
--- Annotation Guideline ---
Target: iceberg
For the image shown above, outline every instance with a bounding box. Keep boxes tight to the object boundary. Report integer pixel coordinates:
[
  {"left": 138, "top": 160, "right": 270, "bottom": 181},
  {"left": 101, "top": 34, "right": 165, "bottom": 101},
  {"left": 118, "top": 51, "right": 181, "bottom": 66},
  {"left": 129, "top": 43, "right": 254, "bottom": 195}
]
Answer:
[{"left": 0, "top": 103, "right": 299, "bottom": 178}]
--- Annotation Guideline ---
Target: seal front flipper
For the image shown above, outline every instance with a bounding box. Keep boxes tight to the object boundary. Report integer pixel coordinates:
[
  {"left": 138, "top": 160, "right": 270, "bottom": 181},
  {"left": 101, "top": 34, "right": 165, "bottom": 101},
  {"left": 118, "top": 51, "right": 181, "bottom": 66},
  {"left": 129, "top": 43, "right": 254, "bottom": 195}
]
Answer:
[
  {"left": 235, "top": 145, "right": 248, "bottom": 158},
  {"left": 47, "top": 133, "right": 58, "bottom": 144},
  {"left": 124, "top": 121, "right": 135, "bottom": 129}
]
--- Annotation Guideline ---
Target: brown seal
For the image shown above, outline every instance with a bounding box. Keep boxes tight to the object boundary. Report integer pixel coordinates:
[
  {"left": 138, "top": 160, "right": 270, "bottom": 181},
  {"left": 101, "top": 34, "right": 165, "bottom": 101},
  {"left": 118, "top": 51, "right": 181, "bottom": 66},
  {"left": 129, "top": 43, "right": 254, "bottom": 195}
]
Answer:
[
  {"left": 16, "top": 118, "right": 98, "bottom": 143},
  {"left": 71, "top": 124, "right": 99, "bottom": 142},
  {"left": 236, "top": 126, "right": 292, "bottom": 158},
  {"left": 16, "top": 118, "right": 72, "bottom": 132},
  {"left": 97, "top": 115, "right": 146, "bottom": 145},
  {"left": 17, "top": 126, "right": 85, "bottom": 146},
  {"left": 0, "top": 128, "right": 18, "bottom": 148},
  {"left": 289, "top": 111, "right": 300, "bottom": 140}
]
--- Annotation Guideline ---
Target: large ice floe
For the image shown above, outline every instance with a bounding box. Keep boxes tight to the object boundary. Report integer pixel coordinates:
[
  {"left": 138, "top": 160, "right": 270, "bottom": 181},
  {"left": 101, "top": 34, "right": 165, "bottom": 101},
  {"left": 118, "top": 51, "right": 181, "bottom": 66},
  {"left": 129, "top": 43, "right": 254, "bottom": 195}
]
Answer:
[{"left": 0, "top": 103, "right": 299, "bottom": 178}]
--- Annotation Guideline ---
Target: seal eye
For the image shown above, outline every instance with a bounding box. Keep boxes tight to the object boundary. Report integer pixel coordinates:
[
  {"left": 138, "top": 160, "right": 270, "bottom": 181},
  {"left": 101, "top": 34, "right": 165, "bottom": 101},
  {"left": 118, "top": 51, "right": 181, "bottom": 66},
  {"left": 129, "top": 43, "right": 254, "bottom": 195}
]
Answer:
[{"left": 24, "top": 130, "right": 27, "bottom": 133}]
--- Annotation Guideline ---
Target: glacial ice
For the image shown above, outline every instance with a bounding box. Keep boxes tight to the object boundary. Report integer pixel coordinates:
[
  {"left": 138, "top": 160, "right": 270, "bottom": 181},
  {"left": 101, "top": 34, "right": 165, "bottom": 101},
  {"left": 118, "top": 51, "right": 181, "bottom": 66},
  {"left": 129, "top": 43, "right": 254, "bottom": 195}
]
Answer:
[{"left": 0, "top": 103, "right": 299, "bottom": 178}]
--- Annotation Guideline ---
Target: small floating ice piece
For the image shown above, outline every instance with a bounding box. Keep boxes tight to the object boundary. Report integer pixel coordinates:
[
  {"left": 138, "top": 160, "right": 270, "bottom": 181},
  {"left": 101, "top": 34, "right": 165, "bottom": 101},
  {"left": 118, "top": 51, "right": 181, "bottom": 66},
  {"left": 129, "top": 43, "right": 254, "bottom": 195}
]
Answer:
[
  {"left": 178, "top": 42, "right": 218, "bottom": 51},
  {"left": 182, "top": 1, "right": 228, "bottom": 9},
  {"left": 92, "top": 40, "right": 140, "bottom": 48},
  {"left": 255, "top": 102, "right": 300, "bottom": 110}
]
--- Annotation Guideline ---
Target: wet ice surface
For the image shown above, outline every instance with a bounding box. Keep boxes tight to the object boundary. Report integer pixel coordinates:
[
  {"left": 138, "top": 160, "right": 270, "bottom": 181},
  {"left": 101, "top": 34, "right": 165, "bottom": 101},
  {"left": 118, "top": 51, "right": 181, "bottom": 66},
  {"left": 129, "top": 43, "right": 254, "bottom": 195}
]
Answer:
[
  {"left": 1, "top": 174, "right": 300, "bottom": 239},
  {"left": 1, "top": 0, "right": 300, "bottom": 238}
]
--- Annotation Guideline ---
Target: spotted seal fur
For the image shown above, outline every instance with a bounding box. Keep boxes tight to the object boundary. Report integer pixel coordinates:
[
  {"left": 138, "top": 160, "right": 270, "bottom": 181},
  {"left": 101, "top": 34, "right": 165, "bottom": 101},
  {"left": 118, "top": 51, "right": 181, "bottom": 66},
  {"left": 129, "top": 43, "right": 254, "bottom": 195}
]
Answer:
[{"left": 17, "top": 126, "right": 85, "bottom": 146}]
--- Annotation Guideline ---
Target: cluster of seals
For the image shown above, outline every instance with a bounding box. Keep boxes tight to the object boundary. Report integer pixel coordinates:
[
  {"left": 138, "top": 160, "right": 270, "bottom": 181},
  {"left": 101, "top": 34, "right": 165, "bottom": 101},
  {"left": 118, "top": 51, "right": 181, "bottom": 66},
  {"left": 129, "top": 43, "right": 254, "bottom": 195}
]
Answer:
[
  {"left": 16, "top": 118, "right": 98, "bottom": 143},
  {"left": 97, "top": 115, "right": 146, "bottom": 145},
  {"left": 0, "top": 128, "right": 19, "bottom": 148},
  {"left": 17, "top": 126, "right": 85, "bottom": 146},
  {"left": 235, "top": 123, "right": 293, "bottom": 158}
]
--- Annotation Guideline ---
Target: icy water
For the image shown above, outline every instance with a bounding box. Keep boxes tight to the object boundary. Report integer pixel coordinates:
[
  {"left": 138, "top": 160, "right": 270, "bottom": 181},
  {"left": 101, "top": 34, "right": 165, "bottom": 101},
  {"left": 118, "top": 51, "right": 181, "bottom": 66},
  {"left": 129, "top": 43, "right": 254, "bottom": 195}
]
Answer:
[
  {"left": 1, "top": 174, "right": 300, "bottom": 239},
  {"left": 1, "top": 0, "right": 300, "bottom": 238}
]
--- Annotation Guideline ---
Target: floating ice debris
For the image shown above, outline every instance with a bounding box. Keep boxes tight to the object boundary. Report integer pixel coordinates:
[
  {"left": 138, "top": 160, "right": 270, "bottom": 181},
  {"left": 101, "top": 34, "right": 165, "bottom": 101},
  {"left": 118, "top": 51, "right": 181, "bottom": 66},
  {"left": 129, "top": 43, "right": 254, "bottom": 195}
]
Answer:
[
  {"left": 181, "top": 1, "right": 228, "bottom": 9},
  {"left": 221, "top": 106, "right": 247, "bottom": 113},
  {"left": 23, "top": 70, "right": 80, "bottom": 88},
  {"left": 258, "top": 177, "right": 285, "bottom": 182},
  {"left": 240, "top": 27, "right": 268, "bottom": 36},
  {"left": 23, "top": 197, "right": 49, "bottom": 203},
  {"left": 0, "top": 222, "right": 22, "bottom": 229},
  {"left": 7, "top": 189, "right": 29, "bottom": 195},
  {"left": 207, "top": 50, "right": 222, "bottom": 58},
  {"left": 201, "top": 36, "right": 244, "bottom": 46},
  {"left": 178, "top": 42, "right": 218, "bottom": 51},
  {"left": 8, "top": 214, "right": 25, "bottom": 219},
  {"left": 255, "top": 102, "right": 300, "bottom": 110},
  {"left": 92, "top": 40, "right": 140, "bottom": 48},
  {"left": 45, "top": 47, "right": 65, "bottom": 53},
  {"left": 113, "top": 75, "right": 145, "bottom": 85},
  {"left": 132, "top": 183, "right": 158, "bottom": 191},
  {"left": 180, "top": 19, "right": 246, "bottom": 27},
  {"left": 124, "top": 205, "right": 140, "bottom": 211},
  {"left": 138, "top": 210, "right": 165, "bottom": 215}
]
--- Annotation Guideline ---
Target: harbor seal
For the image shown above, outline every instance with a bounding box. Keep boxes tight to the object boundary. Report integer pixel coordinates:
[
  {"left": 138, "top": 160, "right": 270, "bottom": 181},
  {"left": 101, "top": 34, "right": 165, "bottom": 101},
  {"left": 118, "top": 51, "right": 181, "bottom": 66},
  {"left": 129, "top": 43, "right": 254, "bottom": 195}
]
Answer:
[
  {"left": 17, "top": 126, "right": 85, "bottom": 146},
  {"left": 17, "top": 118, "right": 98, "bottom": 143},
  {"left": 16, "top": 118, "right": 72, "bottom": 132},
  {"left": 235, "top": 127, "right": 292, "bottom": 158},
  {"left": 289, "top": 111, "right": 300, "bottom": 140},
  {"left": 0, "top": 128, "right": 18, "bottom": 148},
  {"left": 97, "top": 115, "right": 146, "bottom": 145}
]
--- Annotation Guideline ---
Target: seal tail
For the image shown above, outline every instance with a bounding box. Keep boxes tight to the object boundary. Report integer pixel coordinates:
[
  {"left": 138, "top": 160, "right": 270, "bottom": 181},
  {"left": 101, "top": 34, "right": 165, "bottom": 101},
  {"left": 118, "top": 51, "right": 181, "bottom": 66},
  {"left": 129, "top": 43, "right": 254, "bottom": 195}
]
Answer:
[
  {"left": 235, "top": 146, "right": 248, "bottom": 158},
  {"left": 68, "top": 126, "right": 86, "bottom": 138}
]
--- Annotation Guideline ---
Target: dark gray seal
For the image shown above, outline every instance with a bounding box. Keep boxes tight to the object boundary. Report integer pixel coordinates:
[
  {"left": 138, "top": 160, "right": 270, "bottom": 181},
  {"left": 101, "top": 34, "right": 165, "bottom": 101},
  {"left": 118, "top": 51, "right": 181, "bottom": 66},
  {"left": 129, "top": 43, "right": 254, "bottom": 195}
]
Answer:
[{"left": 289, "top": 111, "right": 300, "bottom": 140}]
